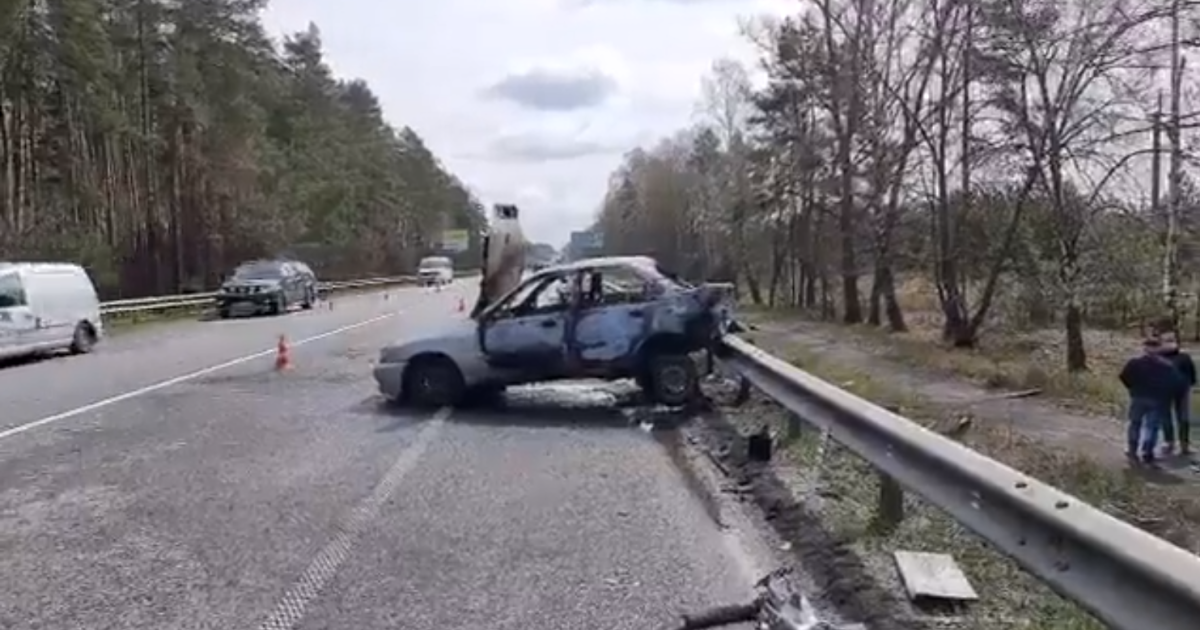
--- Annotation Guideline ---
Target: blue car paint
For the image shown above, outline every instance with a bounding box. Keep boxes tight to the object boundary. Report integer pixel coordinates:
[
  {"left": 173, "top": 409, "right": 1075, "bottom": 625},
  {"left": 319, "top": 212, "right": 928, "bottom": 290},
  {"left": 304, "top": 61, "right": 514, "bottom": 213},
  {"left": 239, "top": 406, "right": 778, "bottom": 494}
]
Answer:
[
  {"left": 575, "top": 303, "right": 644, "bottom": 362},
  {"left": 576, "top": 284, "right": 735, "bottom": 365},
  {"left": 482, "top": 311, "right": 565, "bottom": 357}
]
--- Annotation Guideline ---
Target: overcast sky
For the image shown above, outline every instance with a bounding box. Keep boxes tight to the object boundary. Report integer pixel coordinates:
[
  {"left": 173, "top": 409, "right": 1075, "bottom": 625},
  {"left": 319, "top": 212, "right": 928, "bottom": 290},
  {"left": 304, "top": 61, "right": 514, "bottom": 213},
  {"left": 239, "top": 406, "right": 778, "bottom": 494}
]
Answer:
[{"left": 260, "top": 0, "right": 791, "bottom": 249}]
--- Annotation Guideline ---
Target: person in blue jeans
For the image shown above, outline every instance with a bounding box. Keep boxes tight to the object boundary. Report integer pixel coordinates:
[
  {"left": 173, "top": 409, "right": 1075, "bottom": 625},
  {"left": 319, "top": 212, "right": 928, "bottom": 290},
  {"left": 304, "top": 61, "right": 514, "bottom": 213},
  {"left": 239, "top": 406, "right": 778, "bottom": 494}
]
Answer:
[
  {"left": 1159, "top": 331, "right": 1196, "bottom": 455},
  {"left": 1119, "top": 337, "right": 1187, "bottom": 465}
]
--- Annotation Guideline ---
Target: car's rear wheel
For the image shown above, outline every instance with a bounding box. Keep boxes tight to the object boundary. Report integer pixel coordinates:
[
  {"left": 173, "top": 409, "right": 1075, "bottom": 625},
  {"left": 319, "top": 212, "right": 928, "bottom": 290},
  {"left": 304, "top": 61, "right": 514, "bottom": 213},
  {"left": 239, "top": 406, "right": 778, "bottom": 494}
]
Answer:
[
  {"left": 644, "top": 353, "right": 698, "bottom": 407},
  {"left": 69, "top": 322, "right": 95, "bottom": 354},
  {"left": 404, "top": 356, "right": 465, "bottom": 408}
]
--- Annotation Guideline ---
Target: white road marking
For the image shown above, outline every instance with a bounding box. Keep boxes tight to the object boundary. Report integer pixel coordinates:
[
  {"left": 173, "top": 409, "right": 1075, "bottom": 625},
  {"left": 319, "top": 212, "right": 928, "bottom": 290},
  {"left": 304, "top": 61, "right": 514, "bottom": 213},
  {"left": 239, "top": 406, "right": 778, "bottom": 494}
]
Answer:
[
  {"left": 0, "top": 312, "right": 402, "bottom": 442},
  {"left": 257, "top": 407, "right": 449, "bottom": 630}
]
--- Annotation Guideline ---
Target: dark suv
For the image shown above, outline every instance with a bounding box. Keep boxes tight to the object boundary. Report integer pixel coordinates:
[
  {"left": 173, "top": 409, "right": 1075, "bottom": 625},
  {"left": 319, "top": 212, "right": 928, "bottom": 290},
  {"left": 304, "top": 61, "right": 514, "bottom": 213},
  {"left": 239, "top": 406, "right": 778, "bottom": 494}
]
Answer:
[{"left": 216, "top": 259, "right": 318, "bottom": 318}]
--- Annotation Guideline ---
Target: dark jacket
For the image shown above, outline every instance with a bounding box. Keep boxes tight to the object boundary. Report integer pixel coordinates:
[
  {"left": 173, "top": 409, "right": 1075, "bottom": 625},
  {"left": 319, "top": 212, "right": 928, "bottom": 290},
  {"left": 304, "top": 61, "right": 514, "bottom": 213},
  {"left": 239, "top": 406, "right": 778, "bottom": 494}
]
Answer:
[
  {"left": 1161, "top": 349, "right": 1197, "bottom": 389},
  {"left": 1120, "top": 354, "right": 1189, "bottom": 401}
]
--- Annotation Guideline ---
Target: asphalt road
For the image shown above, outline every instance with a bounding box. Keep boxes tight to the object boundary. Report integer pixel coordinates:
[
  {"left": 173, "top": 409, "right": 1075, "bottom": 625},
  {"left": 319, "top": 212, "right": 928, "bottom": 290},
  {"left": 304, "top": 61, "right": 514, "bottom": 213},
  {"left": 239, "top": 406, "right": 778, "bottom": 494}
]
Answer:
[{"left": 0, "top": 281, "right": 768, "bottom": 630}]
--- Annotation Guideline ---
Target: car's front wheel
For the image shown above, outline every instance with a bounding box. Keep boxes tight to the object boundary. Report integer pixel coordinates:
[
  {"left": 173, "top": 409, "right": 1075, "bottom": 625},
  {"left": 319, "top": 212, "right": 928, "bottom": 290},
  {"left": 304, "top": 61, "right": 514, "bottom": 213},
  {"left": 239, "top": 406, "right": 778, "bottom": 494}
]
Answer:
[
  {"left": 403, "top": 356, "right": 465, "bottom": 408},
  {"left": 643, "top": 353, "right": 698, "bottom": 407}
]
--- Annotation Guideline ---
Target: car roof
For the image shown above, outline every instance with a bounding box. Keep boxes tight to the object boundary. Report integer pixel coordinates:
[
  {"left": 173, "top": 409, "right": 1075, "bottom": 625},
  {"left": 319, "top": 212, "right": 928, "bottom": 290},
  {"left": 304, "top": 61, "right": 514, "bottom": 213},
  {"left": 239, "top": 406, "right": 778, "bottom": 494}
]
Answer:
[{"left": 537, "top": 256, "right": 657, "bottom": 275}]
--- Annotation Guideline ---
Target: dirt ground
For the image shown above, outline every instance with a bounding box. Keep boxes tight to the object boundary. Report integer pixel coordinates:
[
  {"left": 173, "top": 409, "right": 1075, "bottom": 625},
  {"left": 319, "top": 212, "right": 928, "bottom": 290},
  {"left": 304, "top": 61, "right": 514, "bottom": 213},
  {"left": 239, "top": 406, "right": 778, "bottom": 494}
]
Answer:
[{"left": 702, "top": 305, "right": 1200, "bottom": 629}]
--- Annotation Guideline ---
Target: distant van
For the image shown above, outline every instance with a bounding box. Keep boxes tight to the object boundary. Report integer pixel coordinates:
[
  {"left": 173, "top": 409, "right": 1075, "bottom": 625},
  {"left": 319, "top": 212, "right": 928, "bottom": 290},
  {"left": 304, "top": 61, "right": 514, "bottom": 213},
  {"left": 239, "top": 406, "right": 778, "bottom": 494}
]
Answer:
[
  {"left": 417, "top": 256, "right": 454, "bottom": 286},
  {"left": 0, "top": 262, "right": 103, "bottom": 360}
]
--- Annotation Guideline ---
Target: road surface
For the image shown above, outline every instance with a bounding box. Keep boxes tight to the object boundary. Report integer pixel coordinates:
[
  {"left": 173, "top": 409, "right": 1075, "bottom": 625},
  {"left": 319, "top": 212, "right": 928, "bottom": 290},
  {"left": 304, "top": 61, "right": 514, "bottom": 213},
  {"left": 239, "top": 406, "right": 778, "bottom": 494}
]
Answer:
[{"left": 0, "top": 281, "right": 768, "bottom": 630}]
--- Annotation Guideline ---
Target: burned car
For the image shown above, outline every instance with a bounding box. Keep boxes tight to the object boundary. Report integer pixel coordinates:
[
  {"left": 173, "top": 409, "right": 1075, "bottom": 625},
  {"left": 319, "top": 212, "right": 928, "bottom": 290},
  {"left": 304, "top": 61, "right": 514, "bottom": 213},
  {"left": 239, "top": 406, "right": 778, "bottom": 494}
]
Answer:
[{"left": 373, "top": 256, "right": 735, "bottom": 408}]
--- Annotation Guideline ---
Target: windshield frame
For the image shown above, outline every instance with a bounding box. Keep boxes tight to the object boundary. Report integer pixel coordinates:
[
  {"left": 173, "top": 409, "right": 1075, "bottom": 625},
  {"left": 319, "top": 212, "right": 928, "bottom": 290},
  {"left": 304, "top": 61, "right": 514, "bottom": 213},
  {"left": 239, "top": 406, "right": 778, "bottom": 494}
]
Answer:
[
  {"left": 232, "top": 263, "right": 285, "bottom": 280},
  {"left": 418, "top": 257, "right": 452, "bottom": 270}
]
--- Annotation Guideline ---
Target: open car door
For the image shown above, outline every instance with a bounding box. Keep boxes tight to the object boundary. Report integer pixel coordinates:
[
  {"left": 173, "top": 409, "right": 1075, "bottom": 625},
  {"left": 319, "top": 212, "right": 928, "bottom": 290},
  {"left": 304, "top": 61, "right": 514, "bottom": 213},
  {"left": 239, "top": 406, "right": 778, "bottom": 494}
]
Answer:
[{"left": 476, "top": 271, "right": 576, "bottom": 371}]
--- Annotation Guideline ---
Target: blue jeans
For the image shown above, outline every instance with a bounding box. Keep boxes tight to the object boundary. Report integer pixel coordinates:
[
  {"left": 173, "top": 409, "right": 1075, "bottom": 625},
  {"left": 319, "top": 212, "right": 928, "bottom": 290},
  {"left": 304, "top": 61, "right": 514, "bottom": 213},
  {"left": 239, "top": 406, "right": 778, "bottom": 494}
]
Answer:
[
  {"left": 1128, "top": 397, "right": 1167, "bottom": 458},
  {"left": 1162, "top": 390, "right": 1192, "bottom": 447}
]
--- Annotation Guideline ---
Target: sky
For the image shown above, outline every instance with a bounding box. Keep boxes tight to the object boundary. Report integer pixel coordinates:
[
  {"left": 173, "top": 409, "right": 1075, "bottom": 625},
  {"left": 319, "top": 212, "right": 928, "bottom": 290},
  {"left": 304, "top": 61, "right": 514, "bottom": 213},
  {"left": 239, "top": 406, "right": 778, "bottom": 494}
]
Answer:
[{"left": 259, "top": 0, "right": 793, "bottom": 249}]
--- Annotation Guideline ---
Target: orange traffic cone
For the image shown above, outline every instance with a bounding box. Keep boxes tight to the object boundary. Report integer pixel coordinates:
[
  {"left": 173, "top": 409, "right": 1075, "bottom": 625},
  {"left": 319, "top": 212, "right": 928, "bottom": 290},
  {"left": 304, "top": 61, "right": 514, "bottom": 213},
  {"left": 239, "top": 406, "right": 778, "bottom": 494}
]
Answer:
[
  {"left": 457, "top": 297, "right": 465, "bottom": 313},
  {"left": 275, "top": 334, "right": 292, "bottom": 371}
]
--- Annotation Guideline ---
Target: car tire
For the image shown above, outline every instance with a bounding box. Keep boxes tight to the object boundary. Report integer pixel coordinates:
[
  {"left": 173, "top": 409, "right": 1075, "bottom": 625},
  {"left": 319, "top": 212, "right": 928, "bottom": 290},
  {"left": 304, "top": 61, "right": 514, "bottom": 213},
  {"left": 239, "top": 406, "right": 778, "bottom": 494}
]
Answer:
[
  {"left": 69, "top": 322, "right": 95, "bottom": 355},
  {"left": 403, "top": 356, "right": 465, "bottom": 408},
  {"left": 218, "top": 307, "right": 231, "bottom": 319},
  {"left": 272, "top": 295, "right": 286, "bottom": 316},
  {"left": 644, "top": 353, "right": 698, "bottom": 407}
]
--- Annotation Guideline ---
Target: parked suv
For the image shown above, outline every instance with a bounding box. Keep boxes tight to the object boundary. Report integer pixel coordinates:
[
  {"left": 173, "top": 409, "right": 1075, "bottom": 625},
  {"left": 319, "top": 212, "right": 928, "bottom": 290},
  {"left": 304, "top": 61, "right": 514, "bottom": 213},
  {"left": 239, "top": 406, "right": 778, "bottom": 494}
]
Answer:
[{"left": 216, "top": 259, "right": 317, "bottom": 318}]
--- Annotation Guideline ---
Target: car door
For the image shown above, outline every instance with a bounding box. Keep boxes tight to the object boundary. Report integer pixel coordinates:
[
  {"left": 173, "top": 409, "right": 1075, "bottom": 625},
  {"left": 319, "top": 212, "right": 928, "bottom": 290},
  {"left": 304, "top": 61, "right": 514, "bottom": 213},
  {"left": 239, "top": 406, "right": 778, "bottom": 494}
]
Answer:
[
  {"left": 31, "top": 271, "right": 77, "bottom": 348},
  {"left": 479, "top": 273, "right": 574, "bottom": 369},
  {"left": 0, "top": 271, "right": 39, "bottom": 356},
  {"left": 277, "top": 263, "right": 298, "bottom": 302},
  {"left": 571, "top": 267, "right": 653, "bottom": 364}
]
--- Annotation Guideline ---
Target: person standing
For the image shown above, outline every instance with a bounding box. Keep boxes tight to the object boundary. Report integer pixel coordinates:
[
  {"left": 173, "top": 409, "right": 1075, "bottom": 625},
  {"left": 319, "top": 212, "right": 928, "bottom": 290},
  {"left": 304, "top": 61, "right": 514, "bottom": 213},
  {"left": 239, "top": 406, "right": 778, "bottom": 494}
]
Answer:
[
  {"left": 1119, "top": 336, "right": 1187, "bottom": 465},
  {"left": 1159, "top": 330, "right": 1196, "bottom": 455}
]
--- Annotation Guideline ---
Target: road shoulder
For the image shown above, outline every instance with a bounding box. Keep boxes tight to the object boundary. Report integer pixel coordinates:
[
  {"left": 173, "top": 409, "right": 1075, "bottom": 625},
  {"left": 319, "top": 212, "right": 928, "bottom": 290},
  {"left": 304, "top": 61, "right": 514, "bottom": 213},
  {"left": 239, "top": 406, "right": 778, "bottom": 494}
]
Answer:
[{"left": 707, "top": 313, "right": 1200, "bottom": 629}]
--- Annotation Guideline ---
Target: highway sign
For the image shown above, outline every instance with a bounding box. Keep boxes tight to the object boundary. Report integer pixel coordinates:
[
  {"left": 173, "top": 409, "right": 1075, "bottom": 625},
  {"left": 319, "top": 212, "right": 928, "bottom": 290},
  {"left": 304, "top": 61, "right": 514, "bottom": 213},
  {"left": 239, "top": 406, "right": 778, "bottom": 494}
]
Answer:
[{"left": 440, "top": 229, "right": 470, "bottom": 252}]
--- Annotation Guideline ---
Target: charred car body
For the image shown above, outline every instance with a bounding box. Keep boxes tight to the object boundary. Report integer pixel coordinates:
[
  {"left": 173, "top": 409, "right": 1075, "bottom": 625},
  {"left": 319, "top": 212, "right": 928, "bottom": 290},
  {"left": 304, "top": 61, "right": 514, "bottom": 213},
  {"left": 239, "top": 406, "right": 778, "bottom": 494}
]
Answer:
[{"left": 373, "top": 255, "right": 736, "bottom": 408}]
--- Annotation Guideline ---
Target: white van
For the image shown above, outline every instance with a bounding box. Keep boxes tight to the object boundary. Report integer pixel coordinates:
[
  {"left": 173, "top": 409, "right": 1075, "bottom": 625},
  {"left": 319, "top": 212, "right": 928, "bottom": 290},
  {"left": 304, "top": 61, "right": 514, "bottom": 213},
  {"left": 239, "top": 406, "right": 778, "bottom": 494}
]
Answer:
[
  {"left": 417, "top": 256, "right": 454, "bottom": 287},
  {"left": 0, "top": 262, "right": 104, "bottom": 360}
]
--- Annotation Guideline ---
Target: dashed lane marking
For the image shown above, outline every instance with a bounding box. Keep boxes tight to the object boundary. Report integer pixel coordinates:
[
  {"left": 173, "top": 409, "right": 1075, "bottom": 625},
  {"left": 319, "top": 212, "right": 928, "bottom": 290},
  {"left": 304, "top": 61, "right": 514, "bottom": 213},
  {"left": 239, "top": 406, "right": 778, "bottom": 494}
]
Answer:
[
  {"left": 256, "top": 407, "right": 449, "bottom": 630},
  {"left": 0, "top": 312, "right": 402, "bottom": 442}
]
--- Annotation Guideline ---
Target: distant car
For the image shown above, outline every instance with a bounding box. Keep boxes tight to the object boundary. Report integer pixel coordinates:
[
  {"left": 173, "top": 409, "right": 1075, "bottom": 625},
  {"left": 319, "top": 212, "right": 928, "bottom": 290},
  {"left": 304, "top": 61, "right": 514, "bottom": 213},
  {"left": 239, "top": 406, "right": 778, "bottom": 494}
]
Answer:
[
  {"left": 373, "top": 255, "right": 736, "bottom": 408},
  {"left": 417, "top": 256, "right": 454, "bottom": 287},
  {"left": 0, "top": 262, "right": 104, "bottom": 360},
  {"left": 216, "top": 259, "right": 317, "bottom": 318}
]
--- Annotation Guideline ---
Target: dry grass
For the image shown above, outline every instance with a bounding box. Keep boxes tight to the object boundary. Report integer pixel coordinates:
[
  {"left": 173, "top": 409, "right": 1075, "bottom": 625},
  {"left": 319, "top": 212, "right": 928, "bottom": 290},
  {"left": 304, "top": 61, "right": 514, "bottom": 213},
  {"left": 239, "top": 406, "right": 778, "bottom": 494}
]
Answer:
[
  {"left": 730, "top": 340, "right": 1200, "bottom": 629},
  {"left": 748, "top": 275, "right": 1168, "bottom": 418}
]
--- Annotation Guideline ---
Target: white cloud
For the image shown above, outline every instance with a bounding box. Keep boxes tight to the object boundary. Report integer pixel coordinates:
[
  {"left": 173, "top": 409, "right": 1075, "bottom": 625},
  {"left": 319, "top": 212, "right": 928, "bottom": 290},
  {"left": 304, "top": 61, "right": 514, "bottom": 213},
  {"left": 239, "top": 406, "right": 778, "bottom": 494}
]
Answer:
[{"left": 260, "top": 0, "right": 788, "bottom": 247}]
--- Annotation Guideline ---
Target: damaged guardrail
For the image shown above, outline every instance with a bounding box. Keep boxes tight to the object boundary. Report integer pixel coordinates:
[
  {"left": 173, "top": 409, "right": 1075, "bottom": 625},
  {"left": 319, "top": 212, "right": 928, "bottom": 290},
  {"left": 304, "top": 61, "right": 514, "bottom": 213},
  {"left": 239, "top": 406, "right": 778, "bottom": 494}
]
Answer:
[
  {"left": 100, "top": 276, "right": 415, "bottom": 317},
  {"left": 717, "top": 333, "right": 1200, "bottom": 630}
]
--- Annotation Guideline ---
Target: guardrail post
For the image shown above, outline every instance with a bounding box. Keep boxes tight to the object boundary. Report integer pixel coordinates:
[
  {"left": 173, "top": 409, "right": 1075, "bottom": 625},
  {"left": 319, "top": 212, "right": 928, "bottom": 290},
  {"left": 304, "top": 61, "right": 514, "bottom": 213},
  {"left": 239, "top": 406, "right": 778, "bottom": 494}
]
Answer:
[
  {"left": 871, "top": 405, "right": 906, "bottom": 533},
  {"left": 785, "top": 412, "right": 802, "bottom": 442}
]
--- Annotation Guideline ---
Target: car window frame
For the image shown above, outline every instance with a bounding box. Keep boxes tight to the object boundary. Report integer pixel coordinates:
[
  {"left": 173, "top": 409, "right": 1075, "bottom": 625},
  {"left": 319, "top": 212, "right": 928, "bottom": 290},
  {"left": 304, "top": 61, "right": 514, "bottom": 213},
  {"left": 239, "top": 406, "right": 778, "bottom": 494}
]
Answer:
[
  {"left": 484, "top": 271, "right": 576, "bottom": 320},
  {"left": 0, "top": 271, "right": 26, "bottom": 308},
  {"left": 233, "top": 262, "right": 286, "bottom": 280}
]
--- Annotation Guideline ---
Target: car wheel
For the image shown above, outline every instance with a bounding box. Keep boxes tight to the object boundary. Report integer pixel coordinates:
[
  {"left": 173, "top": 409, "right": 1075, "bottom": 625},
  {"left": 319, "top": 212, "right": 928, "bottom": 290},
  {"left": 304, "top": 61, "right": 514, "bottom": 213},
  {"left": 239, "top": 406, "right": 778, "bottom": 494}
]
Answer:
[
  {"left": 404, "top": 356, "right": 465, "bottom": 408},
  {"left": 301, "top": 288, "right": 315, "bottom": 310},
  {"left": 645, "top": 353, "right": 698, "bottom": 407},
  {"left": 69, "top": 323, "right": 96, "bottom": 354},
  {"left": 272, "top": 295, "right": 286, "bottom": 315}
]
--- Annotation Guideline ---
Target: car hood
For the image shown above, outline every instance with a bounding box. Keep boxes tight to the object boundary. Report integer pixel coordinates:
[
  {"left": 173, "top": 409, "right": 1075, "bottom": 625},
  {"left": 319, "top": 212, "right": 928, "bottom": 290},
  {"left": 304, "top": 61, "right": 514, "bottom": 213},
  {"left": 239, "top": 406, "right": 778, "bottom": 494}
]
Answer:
[{"left": 379, "top": 317, "right": 476, "bottom": 362}]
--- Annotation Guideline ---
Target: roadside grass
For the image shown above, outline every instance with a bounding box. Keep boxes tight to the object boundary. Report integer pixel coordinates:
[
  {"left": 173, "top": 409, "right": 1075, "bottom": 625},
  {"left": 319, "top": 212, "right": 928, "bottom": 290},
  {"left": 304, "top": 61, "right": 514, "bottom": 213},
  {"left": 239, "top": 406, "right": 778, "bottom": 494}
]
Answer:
[
  {"left": 104, "top": 307, "right": 201, "bottom": 334},
  {"left": 727, "top": 340, "right": 1200, "bottom": 629},
  {"left": 741, "top": 278, "right": 1153, "bottom": 419}
]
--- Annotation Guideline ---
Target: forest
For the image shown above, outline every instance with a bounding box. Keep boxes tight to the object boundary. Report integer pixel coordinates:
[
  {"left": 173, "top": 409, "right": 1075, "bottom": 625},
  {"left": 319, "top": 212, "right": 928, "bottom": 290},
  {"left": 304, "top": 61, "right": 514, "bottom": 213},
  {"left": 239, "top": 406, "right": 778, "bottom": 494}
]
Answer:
[
  {"left": 0, "top": 0, "right": 483, "bottom": 299},
  {"left": 592, "top": 0, "right": 1200, "bottom": 374}
]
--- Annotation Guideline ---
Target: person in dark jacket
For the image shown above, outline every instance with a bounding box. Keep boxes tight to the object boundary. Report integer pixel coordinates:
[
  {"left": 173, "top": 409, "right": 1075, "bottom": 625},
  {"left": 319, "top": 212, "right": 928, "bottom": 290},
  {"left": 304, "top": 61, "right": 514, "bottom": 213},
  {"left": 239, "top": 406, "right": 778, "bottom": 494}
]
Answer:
[
  {"left": 1159, "top": 331, "right": 1196, "bottom": 455},
  {"left": 1119, "top": 337, "right": 1188, "bottom": 464}
]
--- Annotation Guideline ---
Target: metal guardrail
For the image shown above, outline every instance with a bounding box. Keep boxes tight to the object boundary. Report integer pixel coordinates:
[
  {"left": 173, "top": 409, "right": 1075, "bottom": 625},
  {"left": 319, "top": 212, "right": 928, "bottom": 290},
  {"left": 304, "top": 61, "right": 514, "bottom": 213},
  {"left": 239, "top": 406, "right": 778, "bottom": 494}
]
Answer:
[
  {"left": 100, "top": 276, "right": 415, "bottom": 316},
  {"left": 717, "top": 334, "right": 1200, "bottom": 630}
]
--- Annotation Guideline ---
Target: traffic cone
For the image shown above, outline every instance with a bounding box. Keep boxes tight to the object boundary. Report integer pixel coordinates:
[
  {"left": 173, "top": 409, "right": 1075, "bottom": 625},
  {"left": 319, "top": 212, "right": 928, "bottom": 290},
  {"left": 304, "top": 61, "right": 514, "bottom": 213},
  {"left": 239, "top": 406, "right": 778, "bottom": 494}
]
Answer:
[{"left": 275, "top": 334, "right": 292, "bottom": 371}]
